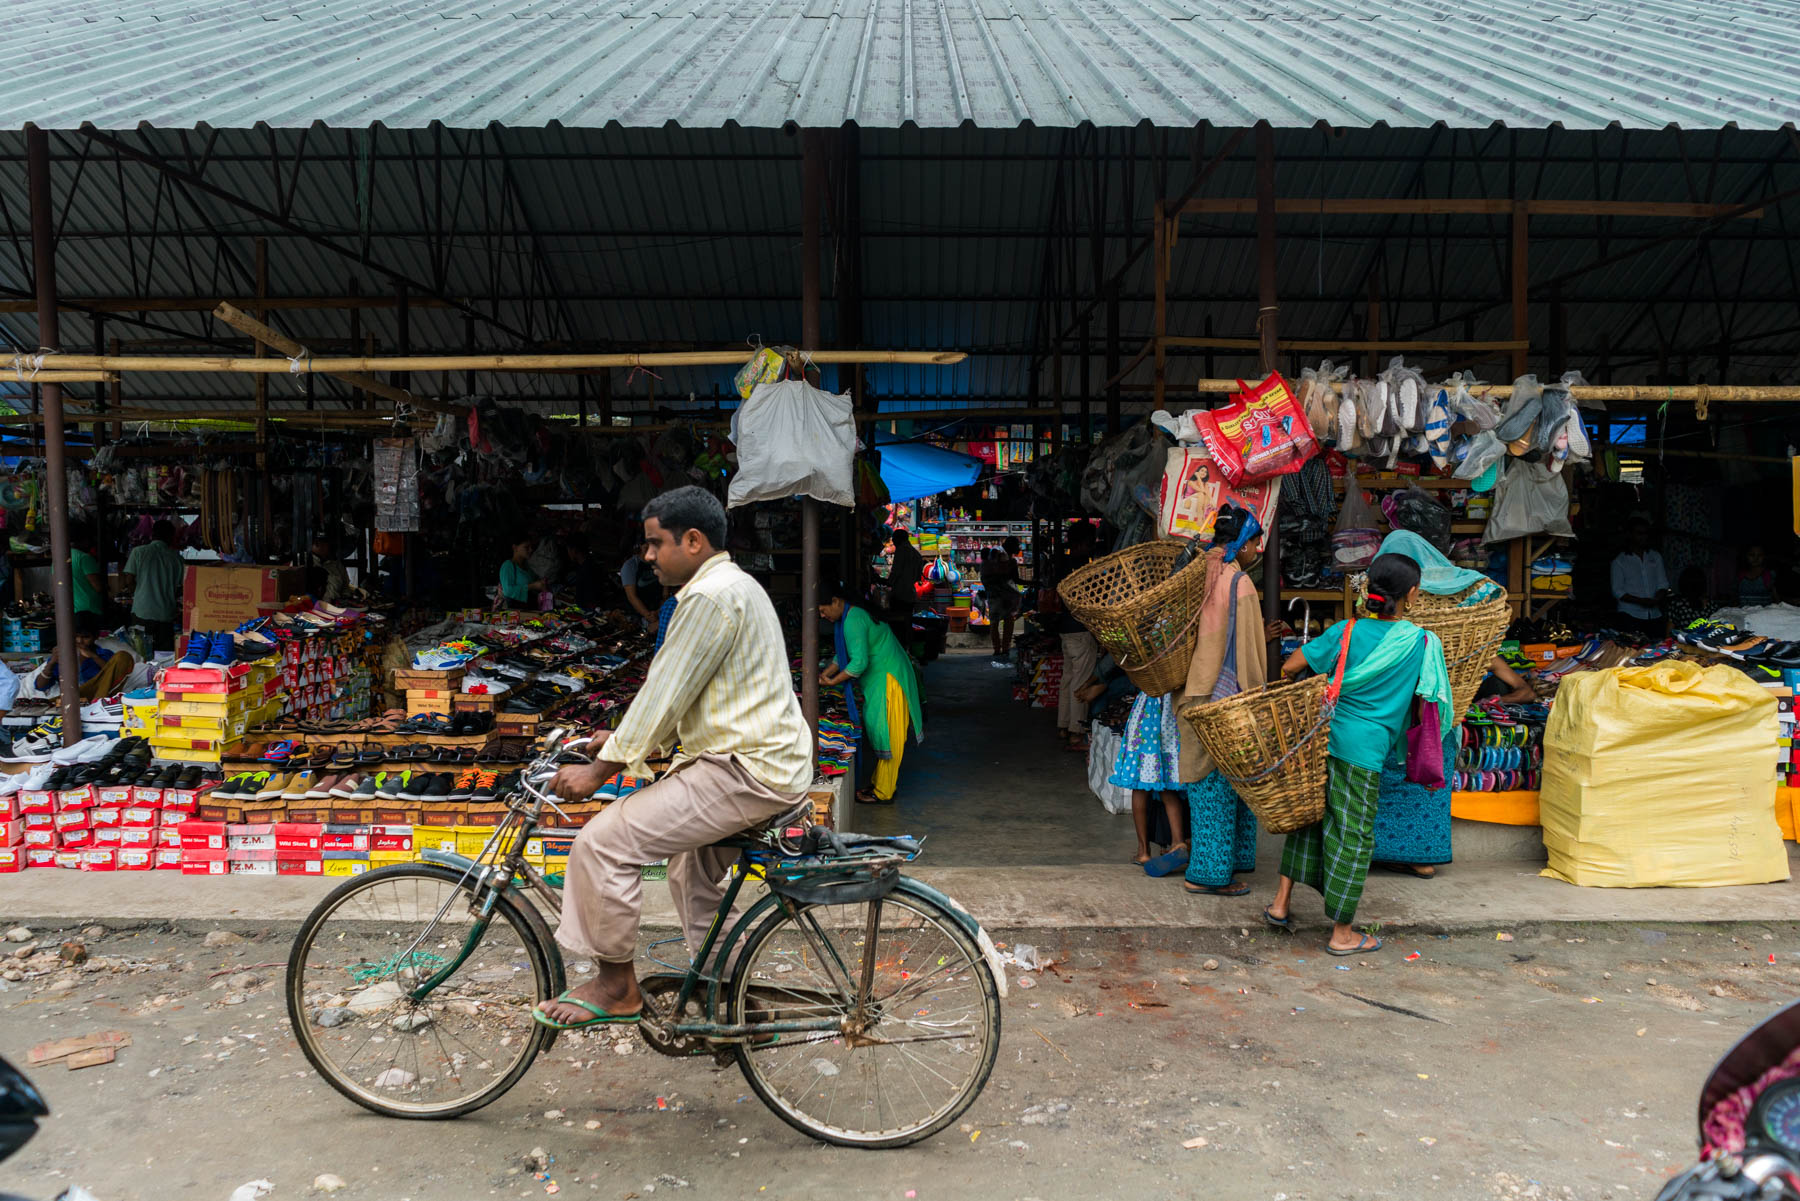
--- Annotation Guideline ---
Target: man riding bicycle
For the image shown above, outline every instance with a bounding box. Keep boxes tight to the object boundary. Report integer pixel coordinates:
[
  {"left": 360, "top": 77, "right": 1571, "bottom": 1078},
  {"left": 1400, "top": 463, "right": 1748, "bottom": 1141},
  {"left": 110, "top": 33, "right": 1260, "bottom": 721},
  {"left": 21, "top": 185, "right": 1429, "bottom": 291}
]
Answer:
[{"left": 536, "top": 486, "right": 813, "bottom": 1029}]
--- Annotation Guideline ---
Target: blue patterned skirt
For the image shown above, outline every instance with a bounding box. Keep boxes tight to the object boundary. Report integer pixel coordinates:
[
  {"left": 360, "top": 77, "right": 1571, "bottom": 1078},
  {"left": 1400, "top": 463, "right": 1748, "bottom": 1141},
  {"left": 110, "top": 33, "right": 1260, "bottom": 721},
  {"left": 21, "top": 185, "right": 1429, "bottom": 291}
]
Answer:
[
  {"left": 1372, "top": 726, "right": 1456, "bottom": 867},
  {"left": 1108, "top": 693, "right": 1184, "bottom": 792}
]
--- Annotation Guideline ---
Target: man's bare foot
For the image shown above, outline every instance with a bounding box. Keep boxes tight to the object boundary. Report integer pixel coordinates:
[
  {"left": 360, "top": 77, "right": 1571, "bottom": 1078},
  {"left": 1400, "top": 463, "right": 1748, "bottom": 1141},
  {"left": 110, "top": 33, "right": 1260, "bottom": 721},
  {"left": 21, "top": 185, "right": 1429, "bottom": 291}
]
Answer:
[
  {"left": 535, "top": 973, "right": 643, "bottom": 1024},
  {"left": 1132, "top": 852, "right": 1152, "bottom": 865}
]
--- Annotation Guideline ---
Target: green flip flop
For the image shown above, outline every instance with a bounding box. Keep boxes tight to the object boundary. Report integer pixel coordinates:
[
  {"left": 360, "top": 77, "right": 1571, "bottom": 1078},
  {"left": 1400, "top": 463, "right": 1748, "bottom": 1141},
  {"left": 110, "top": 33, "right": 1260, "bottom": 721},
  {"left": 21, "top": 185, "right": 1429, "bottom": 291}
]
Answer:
[{"left": 531, "top": 989, "right": 643, "bottom": 1030}]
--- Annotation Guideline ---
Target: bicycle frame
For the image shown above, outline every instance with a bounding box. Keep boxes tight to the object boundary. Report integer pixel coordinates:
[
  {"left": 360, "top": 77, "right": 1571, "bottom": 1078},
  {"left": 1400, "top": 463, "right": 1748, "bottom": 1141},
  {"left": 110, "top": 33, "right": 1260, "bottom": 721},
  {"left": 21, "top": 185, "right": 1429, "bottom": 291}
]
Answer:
[{"left": 408, "top": 739, "right": 857, "bottom": 1045}]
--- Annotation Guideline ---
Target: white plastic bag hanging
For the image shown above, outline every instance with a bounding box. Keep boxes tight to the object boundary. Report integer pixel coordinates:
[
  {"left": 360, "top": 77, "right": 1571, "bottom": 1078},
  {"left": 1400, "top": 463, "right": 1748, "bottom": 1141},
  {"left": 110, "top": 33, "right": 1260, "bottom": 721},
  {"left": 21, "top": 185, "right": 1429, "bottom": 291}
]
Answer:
[
  {"left": 727, "top": 378, "right": 856, "bottom": 508},
  {"left": 1482, "top": 458, "right": 1573, "bottom": 544}
]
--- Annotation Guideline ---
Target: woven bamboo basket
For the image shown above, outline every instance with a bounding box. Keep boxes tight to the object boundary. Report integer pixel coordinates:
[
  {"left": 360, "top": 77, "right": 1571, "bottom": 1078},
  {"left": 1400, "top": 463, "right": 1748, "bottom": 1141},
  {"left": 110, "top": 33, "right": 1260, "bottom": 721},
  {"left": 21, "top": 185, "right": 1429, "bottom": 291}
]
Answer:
[
  {"left": 1058, "top": 541, "right": 1210, "bottom": 696},
  {"left": 1179, "top": 677, "right": 1332, "bottom": 835},
  {"left": 1408, "top": 584, "right": 1512, "bottom": 721}
]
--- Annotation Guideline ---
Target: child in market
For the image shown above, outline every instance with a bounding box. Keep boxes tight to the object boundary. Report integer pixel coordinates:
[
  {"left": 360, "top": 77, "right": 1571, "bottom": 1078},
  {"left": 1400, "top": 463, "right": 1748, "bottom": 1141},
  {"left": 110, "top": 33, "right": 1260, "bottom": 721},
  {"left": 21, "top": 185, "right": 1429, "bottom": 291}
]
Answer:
[{"left": 1263, "top": 552, "right": 1451, "bottom": 956}]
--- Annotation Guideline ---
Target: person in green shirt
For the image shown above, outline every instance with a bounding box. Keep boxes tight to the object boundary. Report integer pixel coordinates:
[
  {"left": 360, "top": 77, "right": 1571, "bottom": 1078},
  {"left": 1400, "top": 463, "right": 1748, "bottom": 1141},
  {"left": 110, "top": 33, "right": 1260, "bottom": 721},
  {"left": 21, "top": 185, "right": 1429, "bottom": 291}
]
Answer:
[
  {"left": 122, "top": 519, "right": 184, "bottom": 651},
  {"left": 69, "top": 522, "right": 104, "bottom": 617},
  {"left": 498, "top": 533, "right": 543, "bottom": 610},
  {"left": 818, "top": 582, "right": 924, "bottom": 805},
  {"left": 1264, "top": 552, "right": 1449, "bottom": 958}
]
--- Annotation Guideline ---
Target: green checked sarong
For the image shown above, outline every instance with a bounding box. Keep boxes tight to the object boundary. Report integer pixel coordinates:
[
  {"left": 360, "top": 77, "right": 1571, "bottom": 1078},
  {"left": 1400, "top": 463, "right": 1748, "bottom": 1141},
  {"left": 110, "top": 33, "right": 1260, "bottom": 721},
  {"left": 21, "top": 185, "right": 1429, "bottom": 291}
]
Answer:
[{"left": 1279, "top": 757, "right": 1381, "bottom": 924}]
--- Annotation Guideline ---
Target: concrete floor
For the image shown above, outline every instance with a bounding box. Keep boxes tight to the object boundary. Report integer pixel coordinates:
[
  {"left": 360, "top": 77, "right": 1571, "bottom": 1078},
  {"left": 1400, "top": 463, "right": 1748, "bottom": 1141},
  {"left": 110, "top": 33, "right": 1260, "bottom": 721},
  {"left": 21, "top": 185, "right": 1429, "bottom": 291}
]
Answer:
[{"left": 846, "top": 649, "right": 1129, "bottom": 866}]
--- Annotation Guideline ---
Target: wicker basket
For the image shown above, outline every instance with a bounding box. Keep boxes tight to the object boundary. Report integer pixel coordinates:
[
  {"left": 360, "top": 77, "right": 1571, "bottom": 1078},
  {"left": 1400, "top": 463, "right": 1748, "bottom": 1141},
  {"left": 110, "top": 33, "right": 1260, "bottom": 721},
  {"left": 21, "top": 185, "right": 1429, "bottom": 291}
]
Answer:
[
  {"left": 1058, "top": 542, "right": 1209, "bottom": 696},
  {"left": 1408, "top": 586, "right": 1512, "bottom": 721},
  {"left": 1179, "top": 677, "right": 1332, "bottom": 835}
]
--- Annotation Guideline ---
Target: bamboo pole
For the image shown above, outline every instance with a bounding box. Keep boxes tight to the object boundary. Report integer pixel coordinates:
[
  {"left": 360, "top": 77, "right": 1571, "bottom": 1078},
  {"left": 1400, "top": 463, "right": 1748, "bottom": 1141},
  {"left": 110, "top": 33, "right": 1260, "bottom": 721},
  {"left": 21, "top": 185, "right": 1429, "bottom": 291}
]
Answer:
[
  {"left": 0, "top": 371, "right": 117, "bottom": 383},
  {"left": 7, "top": 349, "right": 969, "bottom": 374},
  {"left": 211, "top": 302, "right": 426, "bottom": 410},
  {"left": 1190, "top": 379, "right": 1800, "bottom": 403}
]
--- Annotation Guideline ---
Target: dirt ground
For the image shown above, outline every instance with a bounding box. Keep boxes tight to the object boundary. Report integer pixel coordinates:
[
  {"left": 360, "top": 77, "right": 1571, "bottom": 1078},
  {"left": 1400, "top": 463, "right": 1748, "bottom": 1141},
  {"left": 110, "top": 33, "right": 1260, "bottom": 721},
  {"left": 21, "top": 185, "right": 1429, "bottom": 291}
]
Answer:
[{"left": 3, "top": 920, "right": 1798, "bottom": 1201}]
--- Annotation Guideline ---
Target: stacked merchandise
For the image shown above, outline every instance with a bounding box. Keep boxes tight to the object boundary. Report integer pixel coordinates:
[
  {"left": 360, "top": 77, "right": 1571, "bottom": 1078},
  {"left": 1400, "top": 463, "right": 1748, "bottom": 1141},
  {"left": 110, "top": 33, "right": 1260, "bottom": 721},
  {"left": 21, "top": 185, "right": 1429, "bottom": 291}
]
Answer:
[
  {"left": 1782, "top": 691, "right": 1798, "bottom": 791},
  {"left": 1452, "top": 703, "right": 1548, "bottom": 793},
  {"left": 177, "top": 818, "right": 325, "bottom": 877},
  {"left": 1009, "top": 632, "right": 1059, "bottom": 709},
  {"left": 155, "top": 645, "right": 285, "bottom": 768},
  {"left": 1, "top": 737, "right": 211, "bottom": 872},
  {"left": 277, "top": 612, "right": 378, "bottom": 727}
]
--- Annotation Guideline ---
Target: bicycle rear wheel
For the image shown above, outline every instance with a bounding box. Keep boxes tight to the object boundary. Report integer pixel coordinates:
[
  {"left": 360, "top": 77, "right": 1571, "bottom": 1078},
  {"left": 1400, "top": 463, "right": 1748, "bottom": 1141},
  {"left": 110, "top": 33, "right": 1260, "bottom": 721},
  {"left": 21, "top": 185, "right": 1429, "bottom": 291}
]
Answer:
[
  {"left": 730, "top": 892, "right": 1001, "bottom": 1148},
  {"left": 286, "top": 863, "right": 561, "bottom": 1119}
]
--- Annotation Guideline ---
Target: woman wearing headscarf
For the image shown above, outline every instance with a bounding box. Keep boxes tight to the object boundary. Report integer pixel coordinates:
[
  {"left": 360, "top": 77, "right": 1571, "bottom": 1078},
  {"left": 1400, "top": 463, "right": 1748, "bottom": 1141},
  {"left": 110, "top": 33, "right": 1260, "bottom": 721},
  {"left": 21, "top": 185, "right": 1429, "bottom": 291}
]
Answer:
[
  {"left": 1171, "top": 506, "right": 1277, "bottom": 897},
  {"left": 818, "top": 582, "right": 925, "bottom": 805},
  {"left": 1365, "top": 529, "right": 1502, "bottom": 878}
]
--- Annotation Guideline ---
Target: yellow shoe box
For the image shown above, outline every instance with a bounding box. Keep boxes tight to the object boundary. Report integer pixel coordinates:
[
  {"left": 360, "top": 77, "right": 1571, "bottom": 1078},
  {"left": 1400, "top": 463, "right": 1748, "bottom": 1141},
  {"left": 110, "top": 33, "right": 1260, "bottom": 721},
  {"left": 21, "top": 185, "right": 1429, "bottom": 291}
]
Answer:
[
  {"left": 323, "top": 860, "right": 369, "bottom": 877},
  {"left": 367, "top": 849, "right": 417, "bottom": 868}
]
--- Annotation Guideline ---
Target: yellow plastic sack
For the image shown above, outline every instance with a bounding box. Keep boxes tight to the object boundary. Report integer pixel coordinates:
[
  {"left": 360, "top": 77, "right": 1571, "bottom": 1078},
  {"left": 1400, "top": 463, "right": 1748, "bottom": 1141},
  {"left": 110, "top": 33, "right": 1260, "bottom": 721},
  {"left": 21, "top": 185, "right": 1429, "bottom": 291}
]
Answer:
[{"left": 1540, "top": 660, "right": 1787, "bottom": 888}]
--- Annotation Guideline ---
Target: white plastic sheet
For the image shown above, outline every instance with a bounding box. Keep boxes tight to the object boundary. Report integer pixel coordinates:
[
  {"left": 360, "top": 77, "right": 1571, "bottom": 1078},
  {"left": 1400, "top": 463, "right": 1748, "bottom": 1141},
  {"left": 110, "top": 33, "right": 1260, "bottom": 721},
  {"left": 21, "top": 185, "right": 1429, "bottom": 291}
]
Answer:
[{"left": 727, "top": 379, "right": 856, "bottom": 509}]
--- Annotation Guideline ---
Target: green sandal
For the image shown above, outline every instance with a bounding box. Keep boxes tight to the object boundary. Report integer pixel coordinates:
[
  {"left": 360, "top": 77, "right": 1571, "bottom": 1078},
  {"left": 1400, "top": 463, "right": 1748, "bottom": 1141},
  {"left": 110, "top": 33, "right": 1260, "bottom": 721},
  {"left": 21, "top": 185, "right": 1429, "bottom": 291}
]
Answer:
[{"left": 531, "top": 989, "right": 643, "bottom": 1030}]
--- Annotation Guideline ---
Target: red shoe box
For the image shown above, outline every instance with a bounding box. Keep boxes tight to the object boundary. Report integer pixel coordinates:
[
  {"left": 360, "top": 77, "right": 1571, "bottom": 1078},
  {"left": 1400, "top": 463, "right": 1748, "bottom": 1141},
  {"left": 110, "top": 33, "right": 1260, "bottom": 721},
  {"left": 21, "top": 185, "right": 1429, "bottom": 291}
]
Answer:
[
  {"left": 79, "top": 849, "right": 116, "bottom": 872},
  {"left": 0, "top": 847, "right": 25, "bottom": 872},
  {"left": 58, "top": 827, "right": 94, "bottom": 850},
  {"left": 21, "top": 827, "right": 55, "bottom": 850},
  {"left": 95, "top": 786, "right": 133, "bottom": 809},
  {"left": 181, "top": 857, "right": 227, "bottom": 876},
  {"left": 228, "top": 860, "right": 275, "bottom": 876},
  {"left": 179, "top": 821, "right": 228, "bottom": 850},
  {"left": 0, "top": 819, "right": 20, "bottom": 848},
  {"left": 159, "top": 828, "right": 181, "bottom": 848},
  {"left": 276, "top": 858, "right": 323, "bottom": 876},
  {"left": 132, "top": 785, "right": 164, "bottom": 808},
  {"left": 116, "top": 848, "right": 154, "bottom": 871},
  {"left": 120, "top": 806, "right": 159, "bottom": 828},
  {"left": 53, "top": 850, "right": 82, "bottom": 870},
  {"left": 92, "top": 828, "right": 122, "bottom": 847},
  {"left": 89, "top": 807, "right": 123, "bottom": 830},
  {"left": 322, "top": 827, "right": 369, "bottom": 852},
  {"left": 25, "top": 848, "right": 57, "bottom": 869},
  {"left": 116, "top": 828, "right": 155, "bottom": 850},
  {"left": 57, "top": 786, "right": 95, "bottom": 811},
  {"left": 161, "top": 787, "right": 203, "bottom": 815},
  {"left": 227, "top": 823, "right": 324, "bottom": 853},
  {"left": 18, "top": 790, "right": 55, "bottom": 816},
  {"left": 54, "top": 810, "right": 91, "bottom": 836},
  {"left": 154, "top": 847, "right": 181, "bottom": 870},
  {"left": 0, "top": 796, "right": 17, "bottom": 822}
]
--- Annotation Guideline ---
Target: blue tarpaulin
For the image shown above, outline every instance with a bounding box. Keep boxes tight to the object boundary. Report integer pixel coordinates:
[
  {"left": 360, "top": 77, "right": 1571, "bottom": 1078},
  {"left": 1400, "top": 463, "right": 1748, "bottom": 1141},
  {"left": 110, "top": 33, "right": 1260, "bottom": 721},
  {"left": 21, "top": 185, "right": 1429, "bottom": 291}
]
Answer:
[{"left": 874, "top": 437, "right": 982, "bottom": 503}]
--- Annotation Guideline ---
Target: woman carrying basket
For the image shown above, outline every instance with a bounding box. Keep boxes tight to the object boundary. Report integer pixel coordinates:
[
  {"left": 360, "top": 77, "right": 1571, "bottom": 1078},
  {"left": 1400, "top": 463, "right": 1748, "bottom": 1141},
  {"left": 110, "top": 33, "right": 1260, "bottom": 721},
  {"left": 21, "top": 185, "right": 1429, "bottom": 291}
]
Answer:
[
  {"left": 1265, "top": 553, "right": 1453, "bottom": 956},
  {"left": 1367, "top": 530, "right": 1503, "bottom": 879},
  {"left": 1171, "top": 506, "right": 1279, "bottom": 897}
]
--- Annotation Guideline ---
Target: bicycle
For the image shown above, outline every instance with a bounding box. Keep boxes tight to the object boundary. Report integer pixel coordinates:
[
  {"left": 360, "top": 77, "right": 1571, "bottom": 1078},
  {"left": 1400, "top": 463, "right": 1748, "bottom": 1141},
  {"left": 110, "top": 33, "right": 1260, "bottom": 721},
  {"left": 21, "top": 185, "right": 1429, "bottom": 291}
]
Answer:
[{"left": 284, "top": 729, "right": 1006, "bottom": 1148}]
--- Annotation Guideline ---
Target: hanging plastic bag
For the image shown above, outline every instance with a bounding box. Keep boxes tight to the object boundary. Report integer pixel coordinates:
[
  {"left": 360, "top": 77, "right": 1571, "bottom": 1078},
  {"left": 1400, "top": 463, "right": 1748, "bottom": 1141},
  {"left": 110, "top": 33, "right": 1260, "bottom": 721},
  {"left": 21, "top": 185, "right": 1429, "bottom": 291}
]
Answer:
[
  {"left": 1421, "top": 385, "right": 1454, "bottom": 470},
  {"left": 1444, "top": 372, "right": 1501, "bottom": 430},
  {"left": 1495, "top": 374, "right": 1545, "bottom": 455},
  {"left": 1455, "top": 430, "right": 1507, "bottom": 486},
  {"left": 1190, "top": 372, "right": 1320, "bottom": 486},
  {"left": 1382, "top": 486, "right": 1453, "bottom": 551},
  {"left": 1482, "top": 458, "right": 1573, "bottom": 544},
  {"left": 733, "top": 344, "right": 786, "bottom": 400},
  {"left": 1297, "top": 361, "right": 1348, "bottom": 446},
  {"left": 1157, "top": 445, "right": 1280, "bottom": 548},
  {"left": 1331, "top": 466, "right": 1382, "bottom": 570},
  {"left": 727, "top": 378, "right": 856, "bottom": 508}
]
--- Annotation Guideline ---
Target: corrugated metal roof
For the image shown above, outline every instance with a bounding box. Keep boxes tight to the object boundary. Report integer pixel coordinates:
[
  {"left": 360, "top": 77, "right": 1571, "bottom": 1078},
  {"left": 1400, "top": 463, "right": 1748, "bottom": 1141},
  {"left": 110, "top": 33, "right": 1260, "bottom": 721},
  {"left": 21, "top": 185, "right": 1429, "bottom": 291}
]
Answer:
[{"left": 9, "top": 0, "right": 1800, "bottom": 132}]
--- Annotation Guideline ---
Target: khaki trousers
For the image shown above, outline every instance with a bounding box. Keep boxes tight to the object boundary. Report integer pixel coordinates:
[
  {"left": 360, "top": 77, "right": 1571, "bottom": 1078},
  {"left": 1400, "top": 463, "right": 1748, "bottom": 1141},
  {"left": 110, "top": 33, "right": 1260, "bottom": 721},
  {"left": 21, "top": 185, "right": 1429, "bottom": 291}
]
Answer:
[
  {"left": 557, "top": 753, "right": 803, "bottom": 966},
  {"left": 1058, "top": 633, "right": 1099, "bottom": 733}
]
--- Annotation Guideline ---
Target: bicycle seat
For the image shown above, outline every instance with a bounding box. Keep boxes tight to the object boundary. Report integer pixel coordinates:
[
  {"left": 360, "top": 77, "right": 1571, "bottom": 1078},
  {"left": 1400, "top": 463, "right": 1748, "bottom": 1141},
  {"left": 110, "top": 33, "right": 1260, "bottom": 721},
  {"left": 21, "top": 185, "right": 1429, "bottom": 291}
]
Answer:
[{"left": 708, "top": 798, "right": 815, "bottom": 851}]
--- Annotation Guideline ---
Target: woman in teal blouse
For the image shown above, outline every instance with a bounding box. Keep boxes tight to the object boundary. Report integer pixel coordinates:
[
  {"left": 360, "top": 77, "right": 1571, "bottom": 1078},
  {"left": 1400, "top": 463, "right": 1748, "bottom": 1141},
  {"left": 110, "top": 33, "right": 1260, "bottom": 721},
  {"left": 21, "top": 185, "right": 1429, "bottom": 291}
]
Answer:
[
  {"left": 498, "top": 533, "right": 544, "bottom": 610},
  {"left": 818, "top": 583, "right": 924, "bottom": 804}
]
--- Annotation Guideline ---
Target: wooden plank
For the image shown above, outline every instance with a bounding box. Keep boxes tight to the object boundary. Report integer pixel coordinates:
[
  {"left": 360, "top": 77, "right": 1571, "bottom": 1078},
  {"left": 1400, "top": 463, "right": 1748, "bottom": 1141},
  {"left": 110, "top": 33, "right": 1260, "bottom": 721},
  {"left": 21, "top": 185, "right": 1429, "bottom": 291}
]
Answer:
[
  {"left": 1160, "top": 337, "right": 1527, "bottom": 353},
  {"left": 66, "top": 1046, "right": 116, "bottom": 1070},
  {"left": 1178, "top": 198, "right": 1760, "bottom": 219},
  {"left": 28, "top": 1029, "right": 131, "bottom": 1065}
]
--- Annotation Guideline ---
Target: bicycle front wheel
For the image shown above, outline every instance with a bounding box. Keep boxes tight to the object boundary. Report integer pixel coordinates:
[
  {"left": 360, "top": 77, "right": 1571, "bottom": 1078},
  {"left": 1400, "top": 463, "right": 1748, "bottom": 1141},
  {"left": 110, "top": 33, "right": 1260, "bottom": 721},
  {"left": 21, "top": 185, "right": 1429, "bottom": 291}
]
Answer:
[
  {"left": 286, "top": 863, "right": 561, "bottom": 1119},
  {"left": 730, "top": 892, "right": 1001, "bottom": 1148}
]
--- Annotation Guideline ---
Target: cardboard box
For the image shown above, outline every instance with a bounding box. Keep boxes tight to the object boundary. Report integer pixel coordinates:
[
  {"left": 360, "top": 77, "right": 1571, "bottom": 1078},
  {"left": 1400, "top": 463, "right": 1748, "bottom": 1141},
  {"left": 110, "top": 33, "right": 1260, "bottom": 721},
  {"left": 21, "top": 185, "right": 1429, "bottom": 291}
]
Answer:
[
  {"left": 178, "top": 821, "right": 228, "bottom": 850},
  {"left": 132, "top": 786, "right": 165, "bottom": 808},
  {"left": 92, "top": 828, "right": 123, "bottom": 847},
  {"left": 323, "top": 859, "right": 368, "bottom": 877},
  {"left": 79, "top": 849, "right": 117, "bottom": 872},
  {"left": 367, "top": 849, "right": 415, "bottom": 867},
  {"left": 121, "top": 806, "right": 159, "bottom": 829},
  {"left": 88, "top": 807, "right": 122, "bottom": 830},
  {"left": 17, "top": 790, "right": 54, "bottom": 816},
  {"left": 154, "top": 847, "right": 181, "bottom": 870},
  {"left": 525, "top": 833, "right": 576, "bottom": 859},
  {"left": 0, "top": 796, "right": 15, "bottom": 823},
  {"left": 181, "top": 858, "right": 228, "bottom": 876},
  {"left": 182, "top": 564, "right": 305, "bottom": 633},
  {"left": 276, "top": 858, "right": 323, "bottom": 876},
  {"left": 322, "top": 828, "right": 370, "bottom": 852},
  {"left": 21, "top": 828, "right": 55, "bottom": 849},
  {"left": 180, "top": 846, "right": 228, "bottom": 865},
  {"left": 416, "top": 827, "right": 461, "bottom": 855},
  {"left": 58, "top": 827, "right": 94, "bottom": 850},
  {"left": 0, "top": 819, "right": 19, "bottom": 848},
  {"left": 116, "top": 848, "right": 155, "bottom": 871},
  {"left": 56, "top": 786, "right": 95, "bottom": 811},
  {"left": 0, "top": 847, "right": 25, "bottom": 873},
  {"left": 54, "top": 810, "right": 91, "bottom": 835},
  {"left": 228, "top": 860, "right": 276, "bottom": 875},
  {"left": 95, "top": 786, "right": 134, "bottom": 809},
  {"left": 455, "top": 825, "right": 501, "bottom": 857},
  {"left": 116, "top": 828, "right": 156, "bottom": 849},
  {"left": 54, "top": 850, "right": 82, "bottom": 870}
]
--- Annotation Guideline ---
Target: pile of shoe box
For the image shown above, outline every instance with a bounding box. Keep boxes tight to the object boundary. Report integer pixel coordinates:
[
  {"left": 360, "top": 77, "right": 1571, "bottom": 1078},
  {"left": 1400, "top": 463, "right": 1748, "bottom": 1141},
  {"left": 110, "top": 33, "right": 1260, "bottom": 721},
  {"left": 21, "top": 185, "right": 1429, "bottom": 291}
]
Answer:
[
  {"left": 279, "top": 620, "right": 374, "bottom": 728},
  {"left": 176, "top": 819, "right": 325, "bottom": 876},
  {"left": 397, "top": 668, "right": 463, "bottom": 719},
  {"left": 1, "top": 739, "right": 208, "bottom": 871},
  {"left": 155, "top": 651, "right": 285, "bottom": 767}
]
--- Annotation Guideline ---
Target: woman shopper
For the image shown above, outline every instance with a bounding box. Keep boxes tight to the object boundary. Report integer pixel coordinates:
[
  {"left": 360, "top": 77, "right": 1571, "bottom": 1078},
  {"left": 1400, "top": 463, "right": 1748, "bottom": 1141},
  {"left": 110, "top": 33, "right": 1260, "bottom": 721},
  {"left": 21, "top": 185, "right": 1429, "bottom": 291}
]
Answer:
[
  {"left": 1173, "top": 507, "right": 1277, "bottom": 897},
  {"left": 1264, "top": 552, "right": 1452, "bottom": 956},
  {"left": 1367, "top": 529, "right": 1500, "bottom": 879},
  {"left": 819, "top": 583, "right": 924, "bottom": 805},
  {"left": 498, "top": 533, "right": 543, "bottom": 610}
]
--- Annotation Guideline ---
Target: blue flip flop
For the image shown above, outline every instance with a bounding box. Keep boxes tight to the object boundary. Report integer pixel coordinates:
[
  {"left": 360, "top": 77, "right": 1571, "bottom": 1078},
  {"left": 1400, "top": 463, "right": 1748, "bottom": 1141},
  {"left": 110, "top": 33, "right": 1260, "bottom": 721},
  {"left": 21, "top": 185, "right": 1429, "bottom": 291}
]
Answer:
[
  {"left": 1142, "top": 848, "right": 1190, "bottom": 878},
  {"left": 1327, "top": 934, "right": 1383, "bottom": 958},
  {"left": 531, "top": 989, "right": 642, "bottom": 1030}
]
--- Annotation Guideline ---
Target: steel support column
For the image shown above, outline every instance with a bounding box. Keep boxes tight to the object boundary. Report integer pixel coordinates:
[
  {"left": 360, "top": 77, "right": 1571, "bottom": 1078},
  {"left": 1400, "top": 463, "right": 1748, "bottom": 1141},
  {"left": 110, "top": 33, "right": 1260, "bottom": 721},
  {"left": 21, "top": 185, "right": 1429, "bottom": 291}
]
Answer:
[
  {"left": 1254, "top": 123, "right": 1283, "bottom": 640},
  {"left": 28, "top": 127, "right": 81, "bottom": 744},
  {"left": 799, "top": 132, "right": 823, "bottom": 755}
]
